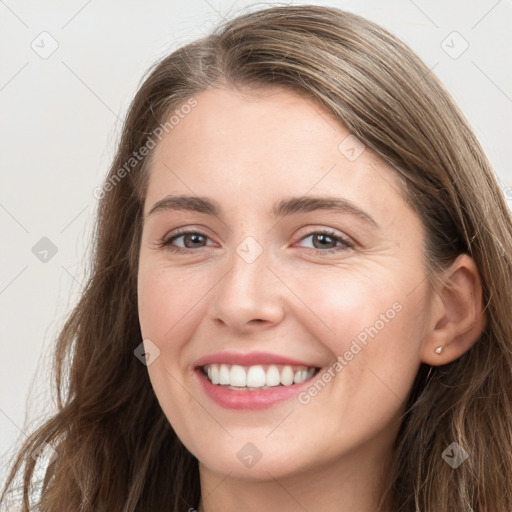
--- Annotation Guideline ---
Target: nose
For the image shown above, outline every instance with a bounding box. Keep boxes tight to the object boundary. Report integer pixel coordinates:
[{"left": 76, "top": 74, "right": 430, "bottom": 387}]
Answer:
[{"left": 209, "top": 242, "right": 285, "bottom": 333}]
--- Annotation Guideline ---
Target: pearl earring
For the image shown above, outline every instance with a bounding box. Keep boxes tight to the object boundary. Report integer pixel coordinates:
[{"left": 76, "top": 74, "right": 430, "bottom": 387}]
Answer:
[{"left": 435, "top": 346, "right": 443, "bottom": 354}]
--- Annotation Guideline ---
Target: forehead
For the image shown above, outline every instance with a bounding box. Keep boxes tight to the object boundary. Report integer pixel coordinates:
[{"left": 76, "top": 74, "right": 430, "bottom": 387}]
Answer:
[{"left": 145, "top": 86, "right": 411, "bottom": 227}]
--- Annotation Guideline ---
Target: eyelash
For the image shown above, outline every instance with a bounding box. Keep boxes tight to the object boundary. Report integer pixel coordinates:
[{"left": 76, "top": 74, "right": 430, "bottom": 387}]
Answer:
[{"left": 156, "top": 228, "right": 354, "bottom": 255}]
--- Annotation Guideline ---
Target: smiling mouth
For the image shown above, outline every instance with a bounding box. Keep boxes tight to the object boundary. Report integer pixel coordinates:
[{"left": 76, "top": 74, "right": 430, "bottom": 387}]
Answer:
[{"left": 200, "top": 363, "right": 321, "bottom": 390}]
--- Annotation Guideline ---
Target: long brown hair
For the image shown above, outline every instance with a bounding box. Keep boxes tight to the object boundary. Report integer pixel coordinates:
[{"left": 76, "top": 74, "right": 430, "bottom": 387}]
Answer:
[{"left": 2, "top": 5, "right": 511, "bottom": 511}]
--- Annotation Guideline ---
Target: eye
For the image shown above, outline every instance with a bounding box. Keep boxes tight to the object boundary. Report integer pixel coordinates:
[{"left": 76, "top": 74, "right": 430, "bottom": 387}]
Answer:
[
  {"left": 296, "top": 229, "right": 354, "bottom": 254},
  {"left": 157, "top": 229, "right": 213, "bottom": 253},
  {"left": 156, "top": 228, "right": 354, "bottom": 255}
]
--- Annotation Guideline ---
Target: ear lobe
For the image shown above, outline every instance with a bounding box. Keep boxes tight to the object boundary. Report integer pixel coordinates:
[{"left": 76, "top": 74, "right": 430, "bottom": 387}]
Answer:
[{"left": 421, "top": 254, "right": 487, "bottom": 366}]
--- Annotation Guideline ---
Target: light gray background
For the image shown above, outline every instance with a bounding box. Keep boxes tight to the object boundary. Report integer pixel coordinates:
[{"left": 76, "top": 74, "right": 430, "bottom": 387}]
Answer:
[{"left": 1, "top": 0, "right": 511, "bottom": 481}]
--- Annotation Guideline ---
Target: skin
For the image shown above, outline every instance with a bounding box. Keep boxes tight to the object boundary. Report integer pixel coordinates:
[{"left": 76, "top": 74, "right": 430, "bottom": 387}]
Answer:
[{"left": 137, "top": 85, "right": 485, "bottom": 511}]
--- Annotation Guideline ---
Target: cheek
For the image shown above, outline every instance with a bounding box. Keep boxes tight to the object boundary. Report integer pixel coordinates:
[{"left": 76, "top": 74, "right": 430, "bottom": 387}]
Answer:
[
  {"left": 291, "top": 266, "right": 409, "bottom": 345},
  {"left": 137, "top": 262, "right": 211, "bottom": 343},
  {"left": 137, "top": 263, "right": 210, "bottom": 448},
  {"left": 289, "top": 265, "right": 426, "bottom": 397}
]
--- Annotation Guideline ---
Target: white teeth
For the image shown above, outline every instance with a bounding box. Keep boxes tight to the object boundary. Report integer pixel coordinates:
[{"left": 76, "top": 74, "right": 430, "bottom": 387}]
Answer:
[
  {"left": 230, "top": 365, "right": 246, "bottom": 387},
  {"left": 247, "top": 365, "right": 267, "bottom": 387},
  {"left": 280, "top": 366, "right": 295, "bottom": 386},
  {"left": 294, "top": 369, "right": 308, "bottom": 384},
  {"left": 265, "top": 365, "right": 281, "bottom": 387},
  {"left": 202, "top": 363, "right": 318, "bottom": 389},
  {"left": 219, "top": 364, "right": 230, "bottom": 385},
  {"left": 210, "top": 364, "right": 220, "bottom": 384}
]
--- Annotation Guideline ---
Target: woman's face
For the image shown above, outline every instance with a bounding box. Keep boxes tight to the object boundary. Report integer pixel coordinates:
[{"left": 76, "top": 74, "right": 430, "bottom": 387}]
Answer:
[{"left": 137, "top": 85, "right": 431, "bottom": 481}]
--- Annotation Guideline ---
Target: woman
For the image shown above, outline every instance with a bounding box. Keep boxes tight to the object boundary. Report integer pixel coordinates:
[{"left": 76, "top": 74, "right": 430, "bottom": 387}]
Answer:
[{"left": 2, "top": 5, "right": 511, "bottom": 511}]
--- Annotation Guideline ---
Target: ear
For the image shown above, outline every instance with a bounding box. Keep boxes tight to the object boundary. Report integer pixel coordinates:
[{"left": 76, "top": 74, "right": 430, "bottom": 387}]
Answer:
[{"left": 422, "top": 254, "right": 487, "bottom": 366}]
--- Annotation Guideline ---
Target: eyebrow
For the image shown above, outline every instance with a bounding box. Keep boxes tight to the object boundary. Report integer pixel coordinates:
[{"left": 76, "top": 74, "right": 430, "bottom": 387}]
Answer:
[{"left": 147, "top": 194, "right": 378, "bottom": 227}]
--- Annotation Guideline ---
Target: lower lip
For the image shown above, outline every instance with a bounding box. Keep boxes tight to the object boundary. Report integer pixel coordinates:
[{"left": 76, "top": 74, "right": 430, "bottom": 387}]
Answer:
[{"left": 195, "top": 368, "right": 319, "bottom": 410}]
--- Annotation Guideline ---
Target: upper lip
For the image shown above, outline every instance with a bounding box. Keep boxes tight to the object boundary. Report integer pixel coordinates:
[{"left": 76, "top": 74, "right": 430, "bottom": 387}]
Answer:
[{"left": 194, "top": 351, "right": 319, "bottom": 368}]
